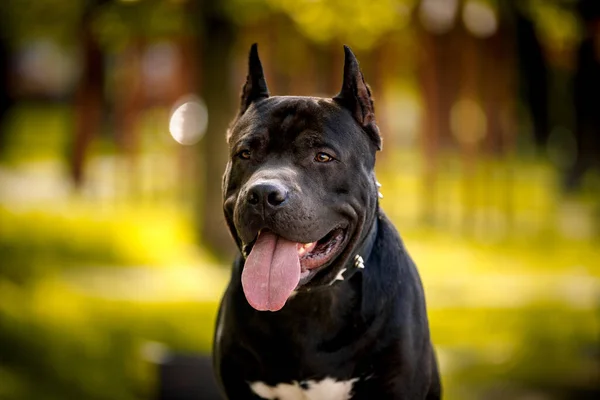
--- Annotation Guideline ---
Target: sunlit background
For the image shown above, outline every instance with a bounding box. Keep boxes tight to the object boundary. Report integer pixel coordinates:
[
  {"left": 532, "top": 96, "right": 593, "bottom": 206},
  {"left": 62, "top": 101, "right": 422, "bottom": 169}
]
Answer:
[{"left": 0, "top": 0, "right": 599, "bottom": 399}]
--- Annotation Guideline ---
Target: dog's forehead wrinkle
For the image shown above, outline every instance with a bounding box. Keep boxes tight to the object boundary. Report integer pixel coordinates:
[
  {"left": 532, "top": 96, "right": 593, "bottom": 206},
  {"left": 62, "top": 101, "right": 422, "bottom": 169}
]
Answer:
[
  {"left": 230, "top": 117, "right": 268, "bottom": 144},
  {"left": 239, "top": 98, "right": 369, "bottom": 156},
  {"left": 233, "top": 132, "right": 265, "bottom": 151},
  {"left": 233, "top": 98, "right": 375, "bottom": 160},
  {"left": 265, "top": 96, "right": 332, "bottom": 119}
]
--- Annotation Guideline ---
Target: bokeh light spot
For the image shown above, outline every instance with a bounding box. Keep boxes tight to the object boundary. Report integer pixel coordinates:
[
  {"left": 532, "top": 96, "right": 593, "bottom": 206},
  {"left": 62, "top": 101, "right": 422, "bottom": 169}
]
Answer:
[
  {"left": 420, "top": 0, "right": 459, "bottom": 35},
  {"left": 450, "top": 98, "right": 487, "bottom": 145},
  {"left": 463, "top": 0, "right": 498, "bottom": 38},
  {"left": 168, "top": 95, "right": 208, "bottom": 146}
]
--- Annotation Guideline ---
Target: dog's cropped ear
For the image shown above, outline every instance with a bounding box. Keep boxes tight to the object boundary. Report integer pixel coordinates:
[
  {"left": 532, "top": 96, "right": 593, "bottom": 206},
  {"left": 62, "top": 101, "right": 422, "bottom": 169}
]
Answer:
[
  {"left": 333, "top": 45, "right": 382, "bottom": 151},
  {"left": 239, "top": 43, "right": 270, "bottom": 116}
]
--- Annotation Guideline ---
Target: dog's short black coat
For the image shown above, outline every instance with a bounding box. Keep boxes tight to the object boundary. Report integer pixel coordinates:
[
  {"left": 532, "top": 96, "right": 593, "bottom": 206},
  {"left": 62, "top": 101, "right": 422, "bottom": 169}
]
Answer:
[{"left": 213, "top": 44, "right": 441, "bottom": 399}]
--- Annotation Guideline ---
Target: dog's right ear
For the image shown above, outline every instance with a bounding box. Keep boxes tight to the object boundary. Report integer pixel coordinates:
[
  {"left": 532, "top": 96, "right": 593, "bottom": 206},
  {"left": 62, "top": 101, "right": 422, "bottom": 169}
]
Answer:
[
  {"left": 239, "top": 43, "right": 270, "bottom": 116},
  {"left": 334, "top": 45, "right": 382, "bottom": 151}
]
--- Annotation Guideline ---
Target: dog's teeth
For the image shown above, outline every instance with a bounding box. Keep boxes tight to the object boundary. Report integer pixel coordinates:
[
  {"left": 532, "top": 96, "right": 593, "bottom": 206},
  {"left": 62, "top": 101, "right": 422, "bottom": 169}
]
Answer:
[
  {"left": 298, "top": 242, "right": 317, "bottom": 256},
  {"left": 297, "top": 242, "right": 316, "bottom": 256}
]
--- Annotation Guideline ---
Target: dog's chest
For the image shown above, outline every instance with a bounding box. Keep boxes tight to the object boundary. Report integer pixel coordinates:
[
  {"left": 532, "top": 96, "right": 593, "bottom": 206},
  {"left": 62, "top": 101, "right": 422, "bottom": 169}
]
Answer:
[{"left": 249, "top": 377, "right": 359, "bottom": 400}]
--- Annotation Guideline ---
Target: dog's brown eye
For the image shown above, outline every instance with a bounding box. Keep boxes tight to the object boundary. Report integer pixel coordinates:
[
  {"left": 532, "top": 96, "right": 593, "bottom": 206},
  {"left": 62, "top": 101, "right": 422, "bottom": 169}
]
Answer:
[
  {"left": 315, "top": 152, "right": 334, "bottom": 163},
  {"left": 238, "top": 150, "right": 251, "bottom": 160}
]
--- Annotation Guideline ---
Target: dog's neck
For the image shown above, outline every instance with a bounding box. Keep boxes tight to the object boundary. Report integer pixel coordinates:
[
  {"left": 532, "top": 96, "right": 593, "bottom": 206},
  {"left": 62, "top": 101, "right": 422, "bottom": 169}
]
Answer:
[{"left": 342, "top": 214, "right": 378, "bottom": 280}]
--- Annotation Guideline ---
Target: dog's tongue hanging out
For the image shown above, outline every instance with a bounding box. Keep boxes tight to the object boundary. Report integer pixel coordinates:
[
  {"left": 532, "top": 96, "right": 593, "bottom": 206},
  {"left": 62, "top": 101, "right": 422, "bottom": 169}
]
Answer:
[{"left": 241, "top": 232, "right": 300, "bottom": 311}]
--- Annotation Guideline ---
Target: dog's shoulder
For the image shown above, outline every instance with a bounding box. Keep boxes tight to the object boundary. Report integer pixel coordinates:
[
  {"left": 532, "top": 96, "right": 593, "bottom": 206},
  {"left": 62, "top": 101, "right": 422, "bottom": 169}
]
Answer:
[
  {"left": 364, "top": 211, "right": 421, "bottom": 294},
  {"left": 362, "top": 211, "right": 430, "bottom": 330}
]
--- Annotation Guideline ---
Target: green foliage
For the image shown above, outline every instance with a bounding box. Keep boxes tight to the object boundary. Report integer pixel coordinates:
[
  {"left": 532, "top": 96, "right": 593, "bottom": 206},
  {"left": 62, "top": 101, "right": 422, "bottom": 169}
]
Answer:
[
  {"left": 93, "top": 1, "right": 192, "bottom": 52},
  {"left": 2, "top": 0, "right": 84, "bottom": 45},
  {"left": 0, "top": 0, "right": 585, "bottom": 54},
  {"left": 1, "top": 0, "right": 191, "bottom": 50},
  {"left": 227, "top": 0, "right": 416, "bottom": 49},
  {"left": 526, "top": 0, "right": 582, "bottom": 51}
]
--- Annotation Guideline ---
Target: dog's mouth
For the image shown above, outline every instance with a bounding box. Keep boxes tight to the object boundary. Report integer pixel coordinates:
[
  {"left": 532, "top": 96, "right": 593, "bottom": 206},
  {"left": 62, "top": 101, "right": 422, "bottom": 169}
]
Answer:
[
  {"left": 241, "top": 227, "right": 347, "bottom": 312},
  {"left": 297, "top": 227, "right": 346, "bottom": 275},
  {"left": 244, "top": 228, "right": 345, "bottom": 270}
]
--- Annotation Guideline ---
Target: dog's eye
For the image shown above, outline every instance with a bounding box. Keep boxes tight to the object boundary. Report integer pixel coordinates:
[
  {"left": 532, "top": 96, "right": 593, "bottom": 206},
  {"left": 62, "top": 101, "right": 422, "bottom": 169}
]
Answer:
[
  {"left": 314, "top": 152, "right": 334, "bottom": 163},
  {"left": 238, "top": 150, "right": 251, "bottom": 160}
]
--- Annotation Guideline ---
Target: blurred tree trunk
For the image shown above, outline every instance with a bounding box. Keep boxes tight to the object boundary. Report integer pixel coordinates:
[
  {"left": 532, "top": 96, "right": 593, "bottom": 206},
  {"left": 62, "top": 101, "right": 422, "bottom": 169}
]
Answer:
[
  {"left": 194, "top": 0, "right": 237, "bottom": 259},
  {"left": 0, "top": 6, "right": 13, "bottom": 153},
  {"left": 113, "top": 38, "right": 144, "bottom": 198},
  {"left": 70, "top": 0, "right": 108, "bottom": 187},
  {"left": 417, "top": 25, "right": 441, "bottom": 226},
  {"left": 513, "top": 4, "right": 548, "bottom": 149},
  {"left": 568, "top": 1, "right": 600, "bottom": 191}
]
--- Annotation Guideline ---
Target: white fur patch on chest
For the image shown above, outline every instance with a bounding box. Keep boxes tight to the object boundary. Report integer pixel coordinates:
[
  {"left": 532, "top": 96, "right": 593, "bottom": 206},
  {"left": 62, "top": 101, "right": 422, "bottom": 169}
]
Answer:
[{"left": 249, "top": 377, "right": 359, "bottom": 400}]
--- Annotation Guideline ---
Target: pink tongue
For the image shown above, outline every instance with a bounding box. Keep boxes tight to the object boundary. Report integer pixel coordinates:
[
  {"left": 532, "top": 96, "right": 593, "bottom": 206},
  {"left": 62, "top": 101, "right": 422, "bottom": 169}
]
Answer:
[{"left": 241, "top": 232, "right": 301, "bottom": 312}]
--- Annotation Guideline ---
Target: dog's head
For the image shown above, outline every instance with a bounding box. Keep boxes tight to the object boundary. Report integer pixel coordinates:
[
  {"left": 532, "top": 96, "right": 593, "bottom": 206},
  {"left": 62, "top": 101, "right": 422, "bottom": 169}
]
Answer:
[{"left": 222, "top": 44, "right": 382, "bottom": 311}]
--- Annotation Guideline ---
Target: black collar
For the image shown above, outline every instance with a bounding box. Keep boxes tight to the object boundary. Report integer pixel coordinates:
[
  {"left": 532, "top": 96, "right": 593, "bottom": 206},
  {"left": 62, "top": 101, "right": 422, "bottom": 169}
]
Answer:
[
  {"left": 335, "top": 215, "right": 378, "bottom": 284},
  {"left": 354, "top": 215, "right": 378, "bottom": 265}
]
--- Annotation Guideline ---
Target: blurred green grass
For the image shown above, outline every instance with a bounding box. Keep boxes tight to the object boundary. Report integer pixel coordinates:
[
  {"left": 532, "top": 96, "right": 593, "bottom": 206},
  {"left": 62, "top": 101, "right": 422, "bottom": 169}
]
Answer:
[
  {"left": 1, "top": 196, "right": 597, "bottom": 399},
  {"left": 0, "top": 277, "right": 221, "bottom": 400}
]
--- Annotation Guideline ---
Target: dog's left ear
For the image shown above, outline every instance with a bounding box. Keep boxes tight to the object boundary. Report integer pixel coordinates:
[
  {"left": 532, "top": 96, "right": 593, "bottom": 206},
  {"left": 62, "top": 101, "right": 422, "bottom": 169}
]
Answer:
[
  {"left": 239, "top": 43, "right": 270, "bottom": 116},
  {"left": 333, "top": 45, "right": 382, "bottom": 151}
]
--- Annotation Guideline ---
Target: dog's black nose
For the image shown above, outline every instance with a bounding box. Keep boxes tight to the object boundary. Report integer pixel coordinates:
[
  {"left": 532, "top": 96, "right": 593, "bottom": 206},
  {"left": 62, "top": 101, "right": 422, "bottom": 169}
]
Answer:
[{"left": 247, "top": 182, "right": 288, "bottom": 207}]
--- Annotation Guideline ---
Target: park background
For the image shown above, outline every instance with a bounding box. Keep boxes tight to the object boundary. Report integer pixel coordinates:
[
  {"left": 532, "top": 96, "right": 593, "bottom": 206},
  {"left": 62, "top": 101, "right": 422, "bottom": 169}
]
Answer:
[{"left": 0, "top": 0, "right": 599, "bottom": 399}]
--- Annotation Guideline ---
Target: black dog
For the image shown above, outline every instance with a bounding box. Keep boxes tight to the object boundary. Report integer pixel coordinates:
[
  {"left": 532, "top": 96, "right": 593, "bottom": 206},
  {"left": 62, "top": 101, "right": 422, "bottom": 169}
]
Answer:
[{"left": 213, "top": 44, "right": 441, "bottom": 400}]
